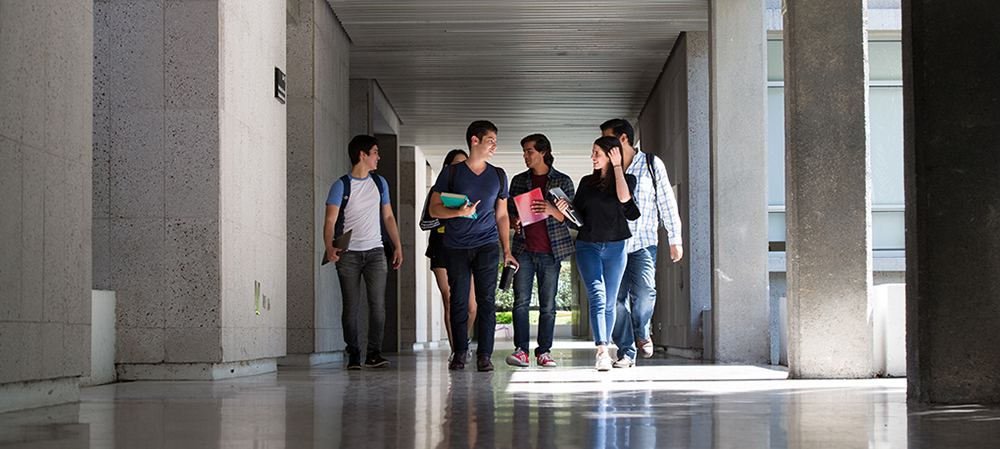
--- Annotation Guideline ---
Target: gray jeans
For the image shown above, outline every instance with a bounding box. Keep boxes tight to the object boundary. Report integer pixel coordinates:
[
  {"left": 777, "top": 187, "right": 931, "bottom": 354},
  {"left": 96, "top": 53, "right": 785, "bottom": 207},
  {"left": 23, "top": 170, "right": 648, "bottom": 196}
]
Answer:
[{"left": 336, "top": 248, "right": 388, "bottom": 357}]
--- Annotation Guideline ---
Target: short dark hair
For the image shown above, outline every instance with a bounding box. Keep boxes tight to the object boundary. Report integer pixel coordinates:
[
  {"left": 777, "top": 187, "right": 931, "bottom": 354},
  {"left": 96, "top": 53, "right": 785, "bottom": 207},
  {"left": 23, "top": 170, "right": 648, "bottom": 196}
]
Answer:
[
  {"left": 600, "top": 118, "right": 635, "bottom": 147},
  {"left": 520, "top": 134, "right": 554, "bottom": 166},
  {"left": 348, "top": 134, "right": 379, "bottom": 165},
  {"left": 442, "top": 149, "right": 468, "bottom": 168},
  {"left": 466, "top": 120, "right": 498, "bottom": 149},
  {"left": 589, "top": 135, "right": 622, "bottom": 191}
]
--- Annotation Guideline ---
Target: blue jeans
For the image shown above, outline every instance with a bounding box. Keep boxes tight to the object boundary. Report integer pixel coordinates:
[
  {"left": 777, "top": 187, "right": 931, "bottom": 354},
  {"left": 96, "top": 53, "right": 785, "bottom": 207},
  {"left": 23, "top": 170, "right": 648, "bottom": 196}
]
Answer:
[
  {"left": 444, "top": 242, "right": 500, "bottom": 357},
  {"left": 335, "top": 248, "right": 388, "bottom": 357},
  {"left": 575, "top": 240, "right": 627, "bottom": 346},
  {"left": 611, "top": 245, "right": 658, "bottom": 360},
  {"left": 512, "top": 250, "right": 561, "bottom": 356}
]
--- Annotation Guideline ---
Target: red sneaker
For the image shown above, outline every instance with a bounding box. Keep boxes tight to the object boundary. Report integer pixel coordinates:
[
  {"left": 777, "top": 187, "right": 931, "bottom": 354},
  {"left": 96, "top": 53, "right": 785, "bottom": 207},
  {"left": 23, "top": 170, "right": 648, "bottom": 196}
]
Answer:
[
  {"left": 536, "top": 352, "right": 557, "bottom": 367},
  {"left": 505, "top": 348, "right": 530, "bottom": 367}
]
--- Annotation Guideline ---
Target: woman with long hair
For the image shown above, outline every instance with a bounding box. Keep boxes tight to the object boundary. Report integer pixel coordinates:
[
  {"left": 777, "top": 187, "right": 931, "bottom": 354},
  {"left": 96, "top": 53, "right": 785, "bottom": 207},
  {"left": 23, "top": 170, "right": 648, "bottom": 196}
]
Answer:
[
  {"left": 558, "top": 136, "right": 639, "bottom": 370},
  {"left": 425, "top": 149, "right": 476, "bottom": 364}
]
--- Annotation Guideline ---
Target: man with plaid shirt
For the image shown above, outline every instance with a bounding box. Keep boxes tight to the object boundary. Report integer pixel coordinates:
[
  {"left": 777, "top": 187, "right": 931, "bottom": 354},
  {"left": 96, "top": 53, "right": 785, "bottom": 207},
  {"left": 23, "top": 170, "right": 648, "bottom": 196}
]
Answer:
[
  {"left": 601, "top": 119, "right": 684, "bottom": 368},
  {"left": 504, "top": 134, "right": 575, "bottom": 368}
]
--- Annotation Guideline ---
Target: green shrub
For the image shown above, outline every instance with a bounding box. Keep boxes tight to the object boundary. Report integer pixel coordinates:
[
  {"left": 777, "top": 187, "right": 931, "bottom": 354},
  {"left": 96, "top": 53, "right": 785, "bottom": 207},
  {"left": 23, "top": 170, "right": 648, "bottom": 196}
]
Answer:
[
  {"left": 495, "top": 260, "right": 575, "bottom": 312},
  {"left": 496, "top": 311, "right": 513, "bottom": 324}
]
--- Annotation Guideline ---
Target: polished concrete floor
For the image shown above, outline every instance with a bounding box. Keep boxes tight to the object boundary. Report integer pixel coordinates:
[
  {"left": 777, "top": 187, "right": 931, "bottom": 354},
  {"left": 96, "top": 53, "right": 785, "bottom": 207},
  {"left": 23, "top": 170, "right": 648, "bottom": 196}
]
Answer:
[{"left": 2, "top": 341, "right": 1000, "bottom": 448}]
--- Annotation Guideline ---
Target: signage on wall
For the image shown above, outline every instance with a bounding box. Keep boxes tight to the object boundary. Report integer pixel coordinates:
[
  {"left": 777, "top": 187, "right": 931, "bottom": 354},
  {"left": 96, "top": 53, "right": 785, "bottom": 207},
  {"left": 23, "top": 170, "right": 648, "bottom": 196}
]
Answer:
[
  {"left": 255, "top": 280, "right": 271, "bottom": 315},
  {"left": 274, "top": 67, "right": 286, "bottom": 104}
]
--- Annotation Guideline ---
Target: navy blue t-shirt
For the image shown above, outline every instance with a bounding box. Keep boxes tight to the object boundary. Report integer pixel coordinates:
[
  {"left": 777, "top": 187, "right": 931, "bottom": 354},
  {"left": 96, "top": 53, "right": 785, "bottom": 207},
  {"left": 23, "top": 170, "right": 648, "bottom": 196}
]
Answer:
[{"left": 431, "top": 161, "right": 509, "bottom": 249}]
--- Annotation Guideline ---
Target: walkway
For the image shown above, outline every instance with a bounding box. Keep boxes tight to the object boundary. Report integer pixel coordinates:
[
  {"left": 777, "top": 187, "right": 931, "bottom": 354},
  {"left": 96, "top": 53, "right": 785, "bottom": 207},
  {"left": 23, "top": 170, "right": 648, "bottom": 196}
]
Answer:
[{"left": 1, "top": 341, "right": 996, "bottom": 448}]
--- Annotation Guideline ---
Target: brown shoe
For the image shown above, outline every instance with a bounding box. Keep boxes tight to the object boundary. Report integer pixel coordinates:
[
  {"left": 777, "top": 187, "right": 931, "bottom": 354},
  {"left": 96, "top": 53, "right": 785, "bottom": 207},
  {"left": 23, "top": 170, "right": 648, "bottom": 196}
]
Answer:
[
  {"left": 638, "top": 338, "right": 654, "bottom": 358},
  {"left": 477, "top": 355, "right": 495, "bottom": 372}
]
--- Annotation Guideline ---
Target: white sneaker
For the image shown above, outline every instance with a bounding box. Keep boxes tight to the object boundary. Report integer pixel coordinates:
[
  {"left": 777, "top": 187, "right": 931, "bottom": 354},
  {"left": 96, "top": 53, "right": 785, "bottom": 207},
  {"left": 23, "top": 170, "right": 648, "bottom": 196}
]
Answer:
[
  {"left": 613, "top": 356, "right": 635, "bottom": 368},
  {"left": 596, "top": 351, "right": 613, "bottom": 371},
  {"left": 461, "top": 341, "right": 473, "bottom": 365}
]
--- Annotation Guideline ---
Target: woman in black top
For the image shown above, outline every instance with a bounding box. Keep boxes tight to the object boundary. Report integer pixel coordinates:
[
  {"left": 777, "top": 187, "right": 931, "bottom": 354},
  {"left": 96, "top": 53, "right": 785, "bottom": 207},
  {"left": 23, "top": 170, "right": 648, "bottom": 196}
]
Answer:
[
  {"left": 557, "top": 135, "right": 639, "bottom": 371},
  {"left": 424, "top": 149, "right": 476, "bottom": 364}
]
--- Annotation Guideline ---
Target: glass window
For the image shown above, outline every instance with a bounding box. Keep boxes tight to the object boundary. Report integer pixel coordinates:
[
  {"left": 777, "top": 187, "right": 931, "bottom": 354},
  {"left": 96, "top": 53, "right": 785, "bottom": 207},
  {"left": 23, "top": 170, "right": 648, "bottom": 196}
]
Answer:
[
  {"left": 873, "top": 211, "right": 905, "bottom": 250},
  {"left": 767, "top": 39, "right": 903, "bottom": 251},
  {"left": 767, "top": 87, "right": 786, "bottom": 206},
  {"left": 769, "top": 212, "right": 786, "bottom": 243},
  {"left": 869, "top": 41, "right": 903, "bottom": 81},
  {"left": 767, "top": 40, "right": 784, "bottom": 82},
  {"left": 870, "top": 87, "right": 904, "bottom": 206}
]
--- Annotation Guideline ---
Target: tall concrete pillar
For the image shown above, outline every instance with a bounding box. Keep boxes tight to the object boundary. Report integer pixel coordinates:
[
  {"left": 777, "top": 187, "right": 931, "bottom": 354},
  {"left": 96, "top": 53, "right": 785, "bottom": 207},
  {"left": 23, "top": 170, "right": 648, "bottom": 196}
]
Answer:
[
  {"left": 94, "top": 0, "right": 288, "bottom": 380},
  {"left": 904, "top": 0, "right": 1000, "bottom": 403},
  {"left": 0, "top": 0, "right": 93, "bottom": 413},
  {"left": 708, "top": 0, "right": 770, "bottom": 363},
  {"left": 784, "top": 1, "right": 873, "bottom": 378},
  {"left": 283, "top": 0, "right": 352, "bottom": 366}
]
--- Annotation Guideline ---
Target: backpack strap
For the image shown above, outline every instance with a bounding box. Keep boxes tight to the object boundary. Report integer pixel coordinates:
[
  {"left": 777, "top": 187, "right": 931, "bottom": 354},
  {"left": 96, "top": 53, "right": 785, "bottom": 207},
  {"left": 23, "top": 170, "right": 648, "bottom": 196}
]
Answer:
[
  {"left": 495, "top": 166, "right": 505, "bottom": 206},
  {"left": 371, "top": 174, "right": 389, "bottom": 244},
  {"left": 645, "top": 153, "right": 662, "bottom": 228},
  {"left": 333, "top": 174, "right": 352, "bottom": 238}
]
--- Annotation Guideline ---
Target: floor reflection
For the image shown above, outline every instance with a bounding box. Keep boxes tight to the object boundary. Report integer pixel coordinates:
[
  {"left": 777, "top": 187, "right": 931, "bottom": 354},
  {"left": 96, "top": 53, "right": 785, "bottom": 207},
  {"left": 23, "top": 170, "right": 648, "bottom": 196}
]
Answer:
[{"left": 2, "top": 344, "right": 1000, "bottom": 448}]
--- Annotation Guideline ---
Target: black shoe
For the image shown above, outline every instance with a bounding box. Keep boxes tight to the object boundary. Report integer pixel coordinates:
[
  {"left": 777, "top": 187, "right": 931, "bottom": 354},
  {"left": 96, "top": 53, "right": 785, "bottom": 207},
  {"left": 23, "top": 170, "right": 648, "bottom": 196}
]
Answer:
[
  {"left": 347, "top": 353, "right": 362, "bottom": 370},
  {"left": 476, "top": 355, "right": 494, "bottom": 372},
  {"left": 449, "top": 356, "right": 465, "bottom": 370},
  {"left": 364, "top": 353, "right": 390, "bottom": 368}
]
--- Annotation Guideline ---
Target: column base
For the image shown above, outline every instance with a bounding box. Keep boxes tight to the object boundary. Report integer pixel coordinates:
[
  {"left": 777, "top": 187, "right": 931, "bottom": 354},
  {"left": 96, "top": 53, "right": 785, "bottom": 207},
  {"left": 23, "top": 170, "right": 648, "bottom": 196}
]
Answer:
[
  {"left": 0, "top": 377, "right": 80, "bottom": 414},
  {"left": 116, "top": 358, "right": 277, "bottom": 381},
  {"left": 277, "top": 352, "right": 343, "bottom": 366},
  {"left": 665, "top": 346, "right": 705, "bottom": 360}
]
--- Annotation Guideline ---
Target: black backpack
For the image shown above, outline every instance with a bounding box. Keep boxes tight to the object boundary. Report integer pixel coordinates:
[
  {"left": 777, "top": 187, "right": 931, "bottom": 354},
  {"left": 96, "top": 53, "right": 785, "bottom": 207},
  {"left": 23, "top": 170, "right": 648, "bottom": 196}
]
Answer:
[{"left": 322, "top": 173, "right": 393, "bottom": 265}]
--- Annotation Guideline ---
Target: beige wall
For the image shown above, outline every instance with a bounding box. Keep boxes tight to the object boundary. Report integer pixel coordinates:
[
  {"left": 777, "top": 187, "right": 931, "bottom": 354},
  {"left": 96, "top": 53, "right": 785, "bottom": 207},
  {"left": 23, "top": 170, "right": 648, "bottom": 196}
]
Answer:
[
  {"left": 0, "top": 0, "right": 94, "bottom": 409},
  {"left": 285, "top": 0, "right": 352, "bottom": 358}
]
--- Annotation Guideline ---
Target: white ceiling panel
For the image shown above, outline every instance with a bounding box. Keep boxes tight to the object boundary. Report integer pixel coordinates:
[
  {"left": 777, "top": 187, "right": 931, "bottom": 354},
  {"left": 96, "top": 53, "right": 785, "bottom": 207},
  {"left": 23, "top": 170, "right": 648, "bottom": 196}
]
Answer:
[{"left": 328, "top": 0, "right": 708, "bottom": 180}]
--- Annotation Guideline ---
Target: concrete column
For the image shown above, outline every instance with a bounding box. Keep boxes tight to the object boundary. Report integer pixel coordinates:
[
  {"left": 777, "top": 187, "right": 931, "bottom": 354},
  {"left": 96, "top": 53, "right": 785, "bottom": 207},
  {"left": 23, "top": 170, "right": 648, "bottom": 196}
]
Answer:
[
  {"left": 0, "top": 0, "right": 93, "bottom": 413},
  {"left": 283, "top": 0, "right": 352, "bottom": 366},
  {"left": 784, "top": 1, "right": 873, "bottom": 378},
  {"left": 399, "top": 146, "right": 432, "bottom": 347},
  {"left": 904, "top": 0, "right": 1000, "bottom": 403},
  {"left": 94, "top": 0, "right": 288, "bottom": 380},
  {"left": 708, "top": 0, "right": 770, "bottom": 363}
]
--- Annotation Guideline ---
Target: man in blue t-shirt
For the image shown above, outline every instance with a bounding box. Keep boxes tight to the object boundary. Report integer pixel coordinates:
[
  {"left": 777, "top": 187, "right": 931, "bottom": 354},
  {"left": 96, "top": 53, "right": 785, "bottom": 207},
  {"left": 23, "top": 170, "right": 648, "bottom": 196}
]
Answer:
[
  {"left": 324, "top": 135, "right": 403, "bottom": 370},
  {"left": 428, "top": 120, "right": 518, "bottom": 371}
]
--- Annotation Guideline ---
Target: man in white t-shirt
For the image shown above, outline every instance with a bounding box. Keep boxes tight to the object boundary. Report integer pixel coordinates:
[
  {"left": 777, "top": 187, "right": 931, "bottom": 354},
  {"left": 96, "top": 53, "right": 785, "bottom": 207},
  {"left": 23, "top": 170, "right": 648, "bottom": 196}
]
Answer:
[{"left": 324, "top": 135, "right": 403, "bottom": 370}]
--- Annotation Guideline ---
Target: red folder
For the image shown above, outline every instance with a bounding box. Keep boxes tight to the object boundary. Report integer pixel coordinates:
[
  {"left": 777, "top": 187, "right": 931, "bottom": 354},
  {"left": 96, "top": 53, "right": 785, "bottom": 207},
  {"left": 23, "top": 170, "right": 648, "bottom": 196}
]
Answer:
[{"left": 513, "top": 188, "right": 549, "bottom": 227}]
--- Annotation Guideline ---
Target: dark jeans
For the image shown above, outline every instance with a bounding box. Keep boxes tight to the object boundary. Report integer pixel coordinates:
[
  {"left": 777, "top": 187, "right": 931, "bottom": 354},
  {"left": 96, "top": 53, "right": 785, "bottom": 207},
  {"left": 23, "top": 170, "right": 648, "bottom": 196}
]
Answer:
[
  {"left": 445, "top": 242, "right": 500, "bottom": 357},
  {"left": 336, "top": 248, "right": 388, "bottom": 357},
  {"left": 512, "top": 250, "right": 561, "bottom": 356}
]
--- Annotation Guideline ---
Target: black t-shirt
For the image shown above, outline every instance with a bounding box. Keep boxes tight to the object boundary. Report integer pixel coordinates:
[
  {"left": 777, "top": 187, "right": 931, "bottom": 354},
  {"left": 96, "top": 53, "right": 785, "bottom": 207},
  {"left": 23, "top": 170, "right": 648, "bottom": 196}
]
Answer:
[{"left": 573, "top": 174, "right": 640, "bottom": 243}]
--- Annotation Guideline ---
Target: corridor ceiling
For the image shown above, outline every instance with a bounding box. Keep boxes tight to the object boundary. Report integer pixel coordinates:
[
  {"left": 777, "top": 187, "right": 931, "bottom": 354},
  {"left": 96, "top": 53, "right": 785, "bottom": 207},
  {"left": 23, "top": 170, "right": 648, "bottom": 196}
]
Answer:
[{"left": 328, "top": 0, "right": 709, "bottom": 181}]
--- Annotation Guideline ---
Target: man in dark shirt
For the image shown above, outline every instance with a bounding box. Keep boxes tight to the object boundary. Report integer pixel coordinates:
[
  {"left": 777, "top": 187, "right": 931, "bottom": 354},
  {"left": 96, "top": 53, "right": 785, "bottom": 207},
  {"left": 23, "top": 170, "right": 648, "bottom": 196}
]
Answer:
[
  {"left": 504, "top": 134, "right": 575, "bottom": 368},
  {"left": 428, "top": 120, "right": 518, "bottom": 371}
]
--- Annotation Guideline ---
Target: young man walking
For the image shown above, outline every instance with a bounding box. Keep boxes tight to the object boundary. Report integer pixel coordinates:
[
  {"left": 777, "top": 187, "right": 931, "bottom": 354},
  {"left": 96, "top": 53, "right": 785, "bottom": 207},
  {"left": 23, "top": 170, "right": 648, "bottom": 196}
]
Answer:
[
  {"left": 324, "top": 135, "right": 403, "bottom": 370},
  {"left": 600, "top": 119, "right": 684, "bottom": 368},
  {"left": 504, "top": 134, "right": 575, "bottom": 368},
  {"left": 428, "top": 120, "right": 517, "bottom": 371}
]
